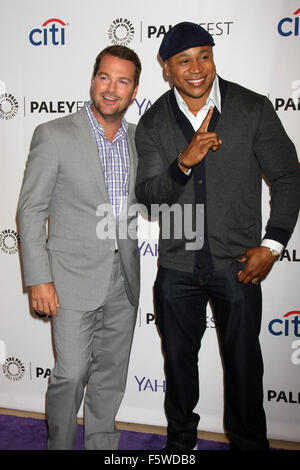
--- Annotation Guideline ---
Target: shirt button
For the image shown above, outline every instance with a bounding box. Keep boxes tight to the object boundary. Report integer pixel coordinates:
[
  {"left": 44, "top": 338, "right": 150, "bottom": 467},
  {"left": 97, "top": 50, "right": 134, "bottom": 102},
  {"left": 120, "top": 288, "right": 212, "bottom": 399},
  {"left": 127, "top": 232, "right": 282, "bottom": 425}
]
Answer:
[{"left": 198, "top": 179, "right": 203, "bottom": 184}]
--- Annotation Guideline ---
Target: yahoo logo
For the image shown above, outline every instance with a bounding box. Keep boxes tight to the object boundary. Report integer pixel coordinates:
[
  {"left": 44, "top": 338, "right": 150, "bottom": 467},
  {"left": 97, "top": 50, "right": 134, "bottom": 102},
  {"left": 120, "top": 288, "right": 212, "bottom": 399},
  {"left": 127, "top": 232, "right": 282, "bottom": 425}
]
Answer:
[
  {"left": 29, "top": 18, "right": 67, "bottom": 46},
  {"left": 278, "top": 9, "right": 300, "bottom": 36},
  {"left": 135, "top": 98, "right": 152, "bottom": 116},
  {"left": 134, "top": 375, "right": 166, "bottom": 392}
]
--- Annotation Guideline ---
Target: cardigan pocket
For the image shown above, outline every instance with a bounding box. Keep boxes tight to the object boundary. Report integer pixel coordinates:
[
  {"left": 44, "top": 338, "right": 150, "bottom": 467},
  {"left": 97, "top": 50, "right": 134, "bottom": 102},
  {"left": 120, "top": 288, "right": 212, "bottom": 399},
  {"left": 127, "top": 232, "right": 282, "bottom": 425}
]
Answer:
[{"left": 225, "top": 222, "right": 258, "bottom": 258}]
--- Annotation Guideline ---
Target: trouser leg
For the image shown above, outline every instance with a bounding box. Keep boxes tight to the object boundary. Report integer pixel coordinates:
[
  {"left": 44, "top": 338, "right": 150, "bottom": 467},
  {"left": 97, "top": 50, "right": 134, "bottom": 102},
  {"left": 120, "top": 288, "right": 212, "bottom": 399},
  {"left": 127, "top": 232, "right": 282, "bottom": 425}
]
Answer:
[
  {"left": 47, "top": 255, "right": 137, "bottom": 450},
  {"left": 84, "top": 254, "right": 137, "bottom": 450},
  {"left": 46, "top": 307, "right": 95, "bottom": 450},
  {"left": 154, "top": 262, "right": 268, "bottom": 450},
  {"left": 154, "top": 266, "right": 208, "bottom": 449},
  {"left": 210, "top": 262, "right": 269, "bottom": 450}
]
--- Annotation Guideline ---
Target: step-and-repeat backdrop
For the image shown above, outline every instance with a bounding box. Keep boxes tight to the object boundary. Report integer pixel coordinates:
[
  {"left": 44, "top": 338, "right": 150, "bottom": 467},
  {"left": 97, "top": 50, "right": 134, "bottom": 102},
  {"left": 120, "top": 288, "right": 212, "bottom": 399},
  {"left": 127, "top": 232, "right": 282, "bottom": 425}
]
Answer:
[{"left": 1, "top": 0, "right": 299, "bottom": 442}]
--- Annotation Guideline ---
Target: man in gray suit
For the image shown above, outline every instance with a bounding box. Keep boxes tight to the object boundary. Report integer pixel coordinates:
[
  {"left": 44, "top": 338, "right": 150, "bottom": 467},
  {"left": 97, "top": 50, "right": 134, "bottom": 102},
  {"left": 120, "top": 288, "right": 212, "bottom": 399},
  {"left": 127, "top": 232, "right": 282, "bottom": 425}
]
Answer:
[
  {"left": 135, "top": 23, "right": 300, "bottom": 450},
  {"left": 18, "top": 45, "right": 141, "bottom": 450}
]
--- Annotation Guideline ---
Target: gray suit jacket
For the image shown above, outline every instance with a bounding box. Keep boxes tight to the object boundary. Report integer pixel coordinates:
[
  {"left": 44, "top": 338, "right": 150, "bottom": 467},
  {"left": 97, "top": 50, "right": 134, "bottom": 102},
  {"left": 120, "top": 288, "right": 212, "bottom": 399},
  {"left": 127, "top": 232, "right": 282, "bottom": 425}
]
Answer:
[
  {"left": 18, "top": 107, "right": 140, "bottom": 310},
  {"left": 135, "top": 79, "right": 300, "bottom": 273}
]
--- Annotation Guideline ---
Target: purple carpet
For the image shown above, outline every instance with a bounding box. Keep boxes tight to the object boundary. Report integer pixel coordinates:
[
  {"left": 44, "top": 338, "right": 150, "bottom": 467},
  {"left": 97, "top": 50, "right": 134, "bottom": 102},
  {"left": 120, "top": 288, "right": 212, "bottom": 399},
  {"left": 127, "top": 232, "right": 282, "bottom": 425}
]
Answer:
[{"left": 0, "top": 414, "right": 230, "bottom": 450}]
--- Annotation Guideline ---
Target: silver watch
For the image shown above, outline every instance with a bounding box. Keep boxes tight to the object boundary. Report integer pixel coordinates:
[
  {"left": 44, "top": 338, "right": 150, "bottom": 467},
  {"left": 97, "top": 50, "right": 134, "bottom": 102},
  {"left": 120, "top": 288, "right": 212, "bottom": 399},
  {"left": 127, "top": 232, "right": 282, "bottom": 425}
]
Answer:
[{"left": 268, "top": 248, "right": 279, "bottom": 257}]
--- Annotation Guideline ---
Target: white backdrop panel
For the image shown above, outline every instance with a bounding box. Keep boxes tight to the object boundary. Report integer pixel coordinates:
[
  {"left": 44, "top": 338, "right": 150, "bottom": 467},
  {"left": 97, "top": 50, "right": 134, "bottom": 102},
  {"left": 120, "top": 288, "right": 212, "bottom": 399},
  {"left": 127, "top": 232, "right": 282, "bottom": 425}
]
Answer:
[{"left": 0, "top": 0, "right": 299, "bottom": 442}]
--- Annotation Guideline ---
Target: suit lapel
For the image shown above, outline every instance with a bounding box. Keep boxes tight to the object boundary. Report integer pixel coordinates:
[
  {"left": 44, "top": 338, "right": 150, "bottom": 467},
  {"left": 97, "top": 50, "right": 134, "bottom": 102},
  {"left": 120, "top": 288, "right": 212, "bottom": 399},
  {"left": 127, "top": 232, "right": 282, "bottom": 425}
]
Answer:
[
  {"left": 71, "top": 107, "right": 136, "bottom": 218},
  {"left": 126, "top": 123, "right": 137, "bottom": 207},
  {"left": 71, "top": 108, "right": 111, "bottom": 206}
]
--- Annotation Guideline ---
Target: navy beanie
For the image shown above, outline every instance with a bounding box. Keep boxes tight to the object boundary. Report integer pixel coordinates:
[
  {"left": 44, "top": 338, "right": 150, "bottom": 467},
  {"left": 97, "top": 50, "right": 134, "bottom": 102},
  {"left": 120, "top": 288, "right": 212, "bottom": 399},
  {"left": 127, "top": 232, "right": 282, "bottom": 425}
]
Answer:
[{"left": 159, "top": 22, "right": 215, "bottom": 61}]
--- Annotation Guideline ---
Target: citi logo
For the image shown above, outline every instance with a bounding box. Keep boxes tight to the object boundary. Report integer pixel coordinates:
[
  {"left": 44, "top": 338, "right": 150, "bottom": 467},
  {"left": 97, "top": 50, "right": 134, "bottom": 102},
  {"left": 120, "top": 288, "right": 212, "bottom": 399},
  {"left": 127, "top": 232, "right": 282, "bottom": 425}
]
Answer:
[
  {"left": 278, "top": 9, "right": 300, "bottom": 36},
  {"left": 29, "top": 18, "right": 67, "bottom": 46},
  {"left": 268, "top": 311, "right": 300, "bottom": 337}
]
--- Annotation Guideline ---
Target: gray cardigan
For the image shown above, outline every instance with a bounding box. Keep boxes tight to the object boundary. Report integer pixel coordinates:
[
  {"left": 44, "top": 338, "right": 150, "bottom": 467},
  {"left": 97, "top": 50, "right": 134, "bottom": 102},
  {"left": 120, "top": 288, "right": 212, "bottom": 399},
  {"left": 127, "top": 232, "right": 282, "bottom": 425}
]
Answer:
[{"left": 135, "top": 79, "right": 300, "bottom": 273}]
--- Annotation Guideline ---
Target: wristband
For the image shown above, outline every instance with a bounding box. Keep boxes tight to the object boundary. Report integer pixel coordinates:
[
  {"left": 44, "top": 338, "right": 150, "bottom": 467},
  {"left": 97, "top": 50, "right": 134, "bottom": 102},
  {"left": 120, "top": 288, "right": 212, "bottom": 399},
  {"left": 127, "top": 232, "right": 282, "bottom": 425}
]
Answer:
[{"left": 177, "top": 153, "right": 192, "bottom": 170}]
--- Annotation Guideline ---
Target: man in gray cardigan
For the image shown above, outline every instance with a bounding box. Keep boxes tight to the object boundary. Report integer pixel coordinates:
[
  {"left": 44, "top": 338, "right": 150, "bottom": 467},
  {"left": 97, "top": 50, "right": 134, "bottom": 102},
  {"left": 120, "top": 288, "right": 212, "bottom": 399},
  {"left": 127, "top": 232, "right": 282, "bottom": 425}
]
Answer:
[
  {"left": 135, "top": 22, "right": 300, "bottom": 450},
  {"left": 18, "top": 46, "right": 141, "bottom": 450}
]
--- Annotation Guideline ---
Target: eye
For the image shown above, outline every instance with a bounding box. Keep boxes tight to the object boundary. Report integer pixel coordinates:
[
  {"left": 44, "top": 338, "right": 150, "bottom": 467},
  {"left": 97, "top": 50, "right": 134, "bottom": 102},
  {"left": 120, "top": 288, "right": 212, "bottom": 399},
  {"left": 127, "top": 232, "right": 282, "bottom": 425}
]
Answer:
[{"left": 179, "top": 58, "right": 189, "bottom": 64}]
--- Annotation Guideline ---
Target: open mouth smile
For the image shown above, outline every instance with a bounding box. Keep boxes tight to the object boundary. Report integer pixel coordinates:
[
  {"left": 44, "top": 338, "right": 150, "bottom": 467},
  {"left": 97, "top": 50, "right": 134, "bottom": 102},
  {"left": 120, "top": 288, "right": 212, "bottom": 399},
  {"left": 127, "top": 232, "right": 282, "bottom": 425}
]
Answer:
[
  {"left": 186, "top": 78, "right": 206, "bottom": 86},
  {"left": 102, "top": 95, "right": 119, "bottom": 103}
]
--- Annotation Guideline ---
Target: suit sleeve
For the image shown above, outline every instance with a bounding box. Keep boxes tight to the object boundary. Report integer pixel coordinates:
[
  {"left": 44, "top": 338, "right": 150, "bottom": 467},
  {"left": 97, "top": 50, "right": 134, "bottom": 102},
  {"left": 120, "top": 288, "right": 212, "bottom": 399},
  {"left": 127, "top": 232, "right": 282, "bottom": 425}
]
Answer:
[
  {"left": 135, "top": 118, "right": 192, "bottom": 212},
  {"left": 253, "top": 97, "right": 300, "bottom": 246},
  {"left": 17, "top": 124, "right": 59, "bottom": 286}
]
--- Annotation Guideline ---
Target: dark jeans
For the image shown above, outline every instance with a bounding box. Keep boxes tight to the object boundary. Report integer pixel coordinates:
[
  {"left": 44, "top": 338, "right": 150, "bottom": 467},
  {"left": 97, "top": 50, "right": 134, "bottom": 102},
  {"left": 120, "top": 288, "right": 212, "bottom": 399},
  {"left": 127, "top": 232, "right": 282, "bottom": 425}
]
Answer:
[{"left": 154, "top": 261, "right": 269, "bottom": 450}]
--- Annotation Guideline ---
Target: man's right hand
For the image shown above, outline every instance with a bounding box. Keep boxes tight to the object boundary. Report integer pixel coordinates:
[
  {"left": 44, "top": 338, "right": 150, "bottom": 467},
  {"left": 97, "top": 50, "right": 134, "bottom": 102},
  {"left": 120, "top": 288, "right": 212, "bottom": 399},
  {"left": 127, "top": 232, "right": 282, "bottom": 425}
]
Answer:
[
  {"left": 178, "top": 106, "right": 222, "bottom": 170},
  {"left": 30, "top": 282, "right": 59, "bottom": 318}
]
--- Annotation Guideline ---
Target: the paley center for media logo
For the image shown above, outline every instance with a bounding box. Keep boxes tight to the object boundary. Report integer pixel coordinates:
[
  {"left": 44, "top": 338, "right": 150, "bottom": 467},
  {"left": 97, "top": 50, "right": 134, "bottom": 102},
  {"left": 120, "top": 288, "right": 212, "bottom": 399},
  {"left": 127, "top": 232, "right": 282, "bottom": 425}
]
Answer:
[
  {"left": 108, "top": 18, "right": 135, "bottom": 46},
  {"left": 2, "top": 357, "right": 25, "bottom": 382},
  {"left": 0, "top": 229, "right": 20, "bottom": 255},
  {"left": 0, "top": 93, "right": 19, "bottom": 120}
]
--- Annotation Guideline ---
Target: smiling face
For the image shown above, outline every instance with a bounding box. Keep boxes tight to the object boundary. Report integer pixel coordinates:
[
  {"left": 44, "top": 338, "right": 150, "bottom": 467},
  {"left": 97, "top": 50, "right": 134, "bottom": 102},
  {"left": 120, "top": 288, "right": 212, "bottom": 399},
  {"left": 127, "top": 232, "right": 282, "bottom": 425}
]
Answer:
[
  {"left": 90, "top": 54, "right": 138, "bottom": 125},
  {"left": 164, "top": 46, "right": 216, "bottom": 114}
]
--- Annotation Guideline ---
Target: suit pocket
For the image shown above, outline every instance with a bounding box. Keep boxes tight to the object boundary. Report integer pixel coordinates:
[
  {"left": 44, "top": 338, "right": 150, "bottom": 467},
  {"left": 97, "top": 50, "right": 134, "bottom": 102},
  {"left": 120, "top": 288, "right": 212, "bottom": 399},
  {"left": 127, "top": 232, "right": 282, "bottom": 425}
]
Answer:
[{"left": 46, "top": 236, "right": 87, "bottom": 253}]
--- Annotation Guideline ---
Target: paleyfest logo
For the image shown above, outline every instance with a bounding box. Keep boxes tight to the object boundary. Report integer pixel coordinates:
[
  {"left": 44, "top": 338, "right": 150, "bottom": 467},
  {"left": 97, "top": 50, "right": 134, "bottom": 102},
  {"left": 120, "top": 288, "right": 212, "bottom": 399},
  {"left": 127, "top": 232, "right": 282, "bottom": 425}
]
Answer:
[
  {"left": 278, "top": 8, "right": 300, "bottom": 36},
  {"left": 29, "top": 18, "right": 68, "bottom": 46}
]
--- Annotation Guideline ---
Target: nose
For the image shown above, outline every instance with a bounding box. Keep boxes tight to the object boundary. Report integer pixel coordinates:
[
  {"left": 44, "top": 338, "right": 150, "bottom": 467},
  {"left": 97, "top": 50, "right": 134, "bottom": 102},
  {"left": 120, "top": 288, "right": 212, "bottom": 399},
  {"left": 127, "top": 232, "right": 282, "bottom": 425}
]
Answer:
[
  {"left": 190, "top": 59, "right": 203, "bottom": 74},
  {"left": 107, "top": 80, "right": 118, "bottom": 95}
]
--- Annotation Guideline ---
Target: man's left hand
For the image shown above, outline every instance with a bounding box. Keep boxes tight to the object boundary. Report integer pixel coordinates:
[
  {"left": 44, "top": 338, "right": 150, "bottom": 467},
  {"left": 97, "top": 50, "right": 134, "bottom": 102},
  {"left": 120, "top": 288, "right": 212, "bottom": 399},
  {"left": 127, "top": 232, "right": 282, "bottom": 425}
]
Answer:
[{"left": 237, "top": 246, "right": 278, "bottom": 285}]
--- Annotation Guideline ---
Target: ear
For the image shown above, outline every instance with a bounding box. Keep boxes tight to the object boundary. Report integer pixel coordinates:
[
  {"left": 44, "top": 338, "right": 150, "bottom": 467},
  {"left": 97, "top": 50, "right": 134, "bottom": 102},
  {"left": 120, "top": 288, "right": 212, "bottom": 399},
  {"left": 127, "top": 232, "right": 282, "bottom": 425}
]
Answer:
[
  {"left": 163, "top": 61, "right": 169, "bottom": 77},
  {"left": 131, "top": 85, "right": 138, "bottom": 103}
]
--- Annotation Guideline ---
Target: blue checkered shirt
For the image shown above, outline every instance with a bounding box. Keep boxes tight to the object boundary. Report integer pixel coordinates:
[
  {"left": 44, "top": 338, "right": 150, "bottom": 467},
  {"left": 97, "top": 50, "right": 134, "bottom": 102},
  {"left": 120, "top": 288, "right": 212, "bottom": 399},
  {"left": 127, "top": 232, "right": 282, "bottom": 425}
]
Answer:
[{"left": 85, "top": 102, "right": 130, "bottom": 218}]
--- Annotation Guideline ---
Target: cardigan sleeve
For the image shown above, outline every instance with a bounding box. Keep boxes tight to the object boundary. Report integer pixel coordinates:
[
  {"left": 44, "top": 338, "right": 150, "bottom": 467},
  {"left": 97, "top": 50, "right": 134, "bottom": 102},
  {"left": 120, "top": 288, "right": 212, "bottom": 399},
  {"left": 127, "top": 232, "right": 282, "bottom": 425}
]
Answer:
[
  {"left": 253, "top": 97, "right": 300, "bottom": 244},
  {"left": 135, "top": 117, "right": 192, "bottom": 212}
]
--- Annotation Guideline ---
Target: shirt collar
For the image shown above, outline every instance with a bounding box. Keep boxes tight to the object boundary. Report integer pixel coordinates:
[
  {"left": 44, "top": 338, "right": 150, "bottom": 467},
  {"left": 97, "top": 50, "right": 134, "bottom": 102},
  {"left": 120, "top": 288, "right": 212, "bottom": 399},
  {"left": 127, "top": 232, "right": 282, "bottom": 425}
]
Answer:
[
  {"left": 85, "top": 101, "right": 128, "bottom": 139},
  {"left": 174, "top": 75, "right": 221, "bottom": 116}
]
